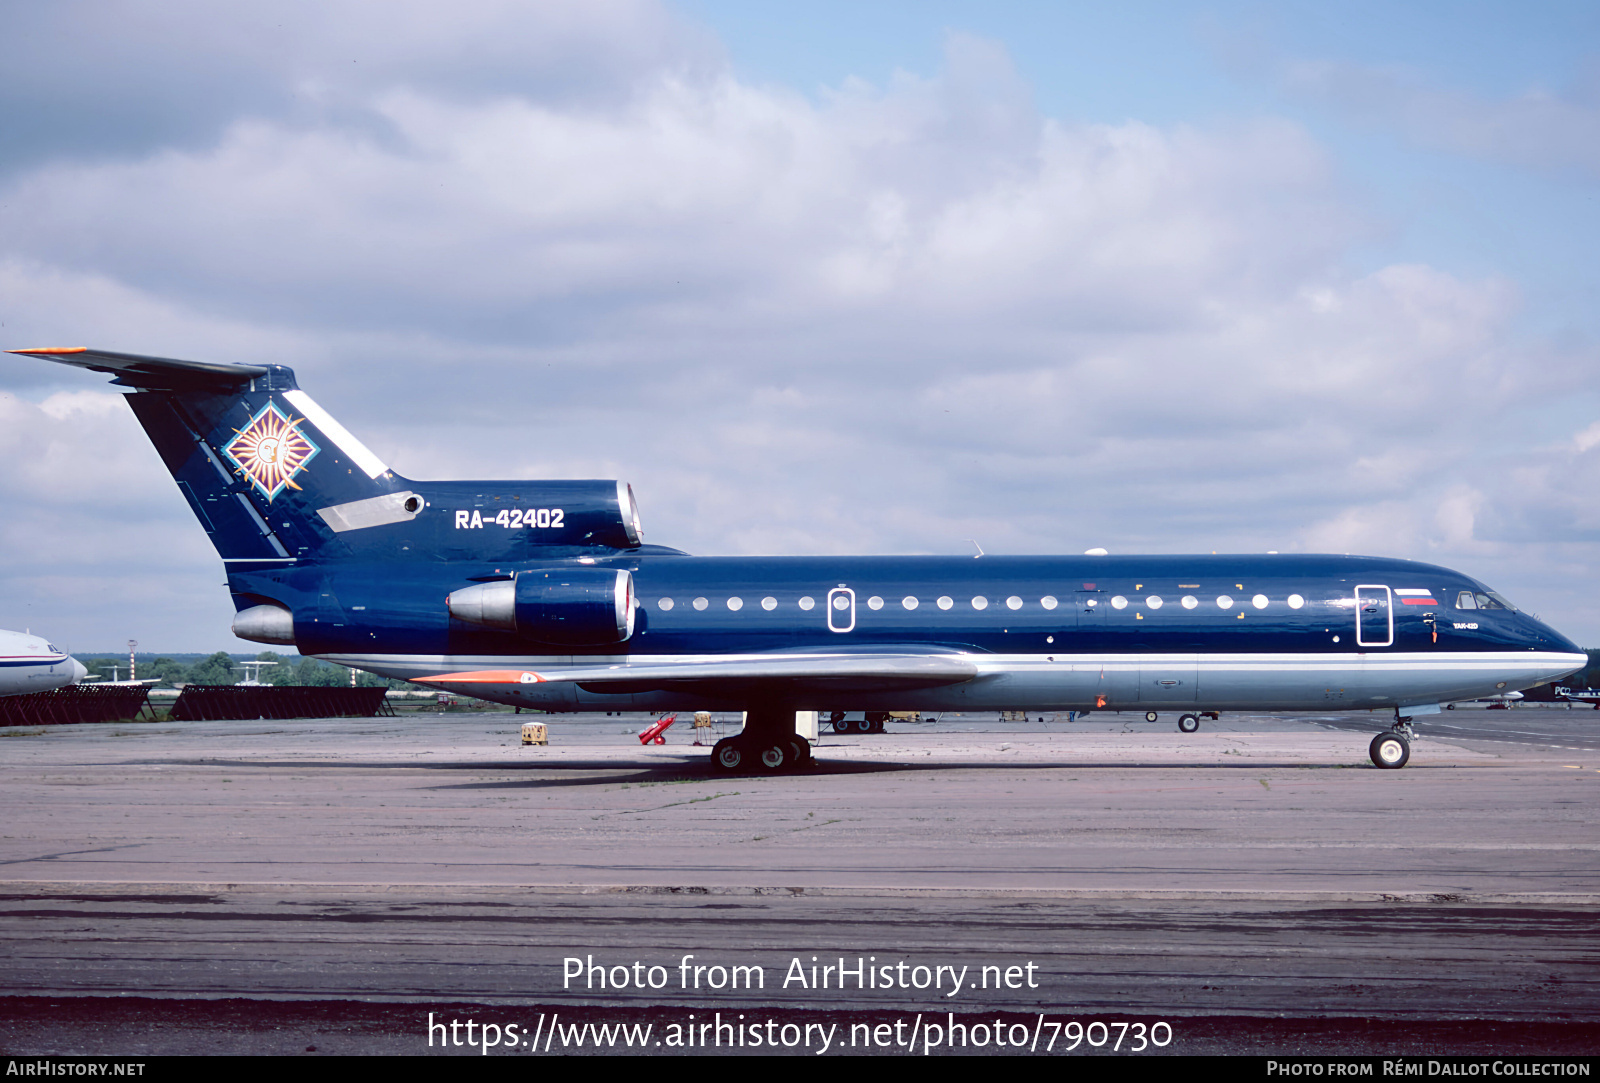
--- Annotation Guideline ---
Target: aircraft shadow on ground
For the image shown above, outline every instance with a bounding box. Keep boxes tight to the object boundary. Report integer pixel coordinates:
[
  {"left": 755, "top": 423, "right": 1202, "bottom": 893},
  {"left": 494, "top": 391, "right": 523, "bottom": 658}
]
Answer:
[
  {"left": 116, "top": 752, "right": 1446, "bottom": 792},
  {"left": 426, "top": 755, "right": 1403, "bottom": 790}
]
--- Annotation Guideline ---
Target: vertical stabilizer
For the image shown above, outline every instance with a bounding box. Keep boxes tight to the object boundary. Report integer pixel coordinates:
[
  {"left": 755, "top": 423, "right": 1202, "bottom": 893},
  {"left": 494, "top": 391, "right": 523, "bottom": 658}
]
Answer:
[
  {"left": 12, "top": 348, "right": 649, "bottom": 572},
  {"left": 13, "top": 348, "right": 398, "bottom": 565}
]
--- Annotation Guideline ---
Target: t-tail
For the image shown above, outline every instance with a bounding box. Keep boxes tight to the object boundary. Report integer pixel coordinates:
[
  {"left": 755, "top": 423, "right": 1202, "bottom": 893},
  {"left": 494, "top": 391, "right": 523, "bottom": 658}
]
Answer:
[{"left": 12, "top": 348, "right": 647, "bottom": 648}]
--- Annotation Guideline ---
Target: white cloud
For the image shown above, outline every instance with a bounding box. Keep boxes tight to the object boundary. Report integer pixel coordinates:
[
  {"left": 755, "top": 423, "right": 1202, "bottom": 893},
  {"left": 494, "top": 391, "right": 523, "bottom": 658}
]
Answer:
[
  {"left": 0, "top": 386, "right": 232, "bottom": 649},
  {"left": 1300, "top": 485, "right": 1489, "bottom": 557},
  {"left": 1573, "top": 420, "right": 1600, "bottom": 454},
  {"left": 0, "top": 0, "right": 713, "bottom": 173}
]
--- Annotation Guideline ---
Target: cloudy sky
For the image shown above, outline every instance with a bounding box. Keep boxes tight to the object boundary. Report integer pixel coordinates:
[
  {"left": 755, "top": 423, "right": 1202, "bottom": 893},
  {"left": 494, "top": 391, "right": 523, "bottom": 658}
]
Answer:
[{"left": 3, "top": 0, "right": 1599, "bottom": 652}]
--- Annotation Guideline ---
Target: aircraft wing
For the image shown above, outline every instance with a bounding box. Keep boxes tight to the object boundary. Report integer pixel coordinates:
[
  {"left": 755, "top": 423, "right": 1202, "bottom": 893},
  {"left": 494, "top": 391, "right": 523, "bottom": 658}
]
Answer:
[
  {"left": 10, "top": 347, "right": 269, "bottom": 389},
  {"left": 417, "top": 652, "right": 980, "bottom": 695}
]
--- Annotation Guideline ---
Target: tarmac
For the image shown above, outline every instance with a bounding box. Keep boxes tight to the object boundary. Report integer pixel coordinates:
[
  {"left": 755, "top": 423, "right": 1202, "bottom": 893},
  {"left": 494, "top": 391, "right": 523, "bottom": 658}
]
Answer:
[{"left": 1, "top": 706, "right": 1596, "bottom": 1055}]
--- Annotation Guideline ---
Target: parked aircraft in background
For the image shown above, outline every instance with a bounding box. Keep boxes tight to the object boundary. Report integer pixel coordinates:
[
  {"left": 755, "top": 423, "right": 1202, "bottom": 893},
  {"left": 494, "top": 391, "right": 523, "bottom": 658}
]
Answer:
[
  {"left": 15, "top": 346, "right": 1587, "bottom": 772},
  {"left": 0, "top": 629, "right": 87, "bottom": 696}
]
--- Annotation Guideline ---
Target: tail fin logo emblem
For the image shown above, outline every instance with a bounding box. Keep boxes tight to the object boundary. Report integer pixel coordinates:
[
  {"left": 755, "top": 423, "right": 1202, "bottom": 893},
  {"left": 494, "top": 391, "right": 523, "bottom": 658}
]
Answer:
[{"left": 223, "top": 401, "right": 321, "bottom": 501}]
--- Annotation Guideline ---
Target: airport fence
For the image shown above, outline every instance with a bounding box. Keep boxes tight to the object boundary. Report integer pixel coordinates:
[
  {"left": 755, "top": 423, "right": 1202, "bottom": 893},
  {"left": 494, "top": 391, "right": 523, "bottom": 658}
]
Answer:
[
  {"left": 0, "top": 684, "right": 152, "bottom": 725},
  {"left": 166, "top": 685, "right": 394, "bottom": 721}
]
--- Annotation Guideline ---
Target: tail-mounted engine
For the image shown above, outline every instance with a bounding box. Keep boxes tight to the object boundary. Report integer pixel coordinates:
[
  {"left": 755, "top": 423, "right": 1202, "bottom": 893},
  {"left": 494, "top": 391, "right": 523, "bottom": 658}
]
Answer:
[{"left": 446, "top": 567, "right": 635, "bottom": 645}]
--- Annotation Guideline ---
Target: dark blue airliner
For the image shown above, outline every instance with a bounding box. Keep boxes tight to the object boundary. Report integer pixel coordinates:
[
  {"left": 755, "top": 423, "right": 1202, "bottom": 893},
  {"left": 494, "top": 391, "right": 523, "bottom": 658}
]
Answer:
[{"left": 17, "top": 347, "right": 1586, "bottom": 772}]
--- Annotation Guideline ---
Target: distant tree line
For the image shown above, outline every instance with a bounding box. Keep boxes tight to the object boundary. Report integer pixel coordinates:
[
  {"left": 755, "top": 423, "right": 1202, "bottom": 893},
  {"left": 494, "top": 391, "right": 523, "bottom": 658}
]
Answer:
[{"left": 78, "top": 651, "right": 421, "bottom": 690}]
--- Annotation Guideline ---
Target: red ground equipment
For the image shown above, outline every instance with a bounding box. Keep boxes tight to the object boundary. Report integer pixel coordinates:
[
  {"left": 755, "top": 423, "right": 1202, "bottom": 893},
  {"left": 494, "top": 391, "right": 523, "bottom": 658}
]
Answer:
[{"left": 638, "top": 714, "right": 676, "bottom": 745}]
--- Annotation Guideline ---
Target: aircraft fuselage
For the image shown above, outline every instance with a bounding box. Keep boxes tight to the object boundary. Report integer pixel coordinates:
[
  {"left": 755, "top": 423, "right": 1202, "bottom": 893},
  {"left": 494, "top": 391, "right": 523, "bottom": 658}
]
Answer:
[
  {"left": 275, "top": 552, "right": 1584, "bottom": 714},
  {"left": 0, "top": 630, "right": 87, "bottom": 697}
]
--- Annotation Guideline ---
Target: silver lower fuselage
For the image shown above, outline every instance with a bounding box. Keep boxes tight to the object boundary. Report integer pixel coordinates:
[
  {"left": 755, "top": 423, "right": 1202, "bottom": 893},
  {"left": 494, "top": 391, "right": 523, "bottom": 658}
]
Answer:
[{"left": 325, "top": 649, "right": 1587, "bottom": 714}]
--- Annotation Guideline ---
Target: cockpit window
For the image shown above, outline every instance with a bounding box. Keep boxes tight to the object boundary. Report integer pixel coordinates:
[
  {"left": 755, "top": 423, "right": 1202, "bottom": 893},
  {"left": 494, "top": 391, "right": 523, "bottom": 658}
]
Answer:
[{"left": 1458, "top": 589, "right": 1516, "bottom": 612}]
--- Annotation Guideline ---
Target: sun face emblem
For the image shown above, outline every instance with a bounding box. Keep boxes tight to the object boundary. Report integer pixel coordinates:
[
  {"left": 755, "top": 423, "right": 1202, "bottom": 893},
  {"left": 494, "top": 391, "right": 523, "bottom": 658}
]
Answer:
[{"left": 223, "top": 401, "right": 320, "bottom": 501}]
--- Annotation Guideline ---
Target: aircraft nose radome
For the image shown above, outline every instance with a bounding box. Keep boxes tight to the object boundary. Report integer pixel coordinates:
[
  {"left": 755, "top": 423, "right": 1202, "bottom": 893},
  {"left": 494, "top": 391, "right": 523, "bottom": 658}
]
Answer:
[
  {"left": 69, "top": 658, "right": 87, "bottom": 684},
  {"left": 1543, "top": 624, "right": 1586, "bottom": 656}
]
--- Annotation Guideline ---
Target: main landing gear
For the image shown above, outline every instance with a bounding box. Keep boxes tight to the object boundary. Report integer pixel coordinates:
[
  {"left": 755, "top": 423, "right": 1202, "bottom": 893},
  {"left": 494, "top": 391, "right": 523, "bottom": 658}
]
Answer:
[
  {"left": 1165, "top": 711, "right": 1217, "bottom": 733},
  {"left": 712, "top": 734, "right": 812, "bottom": 774},
  {"left": 711, "top": 706, "right": 815, "bottom": 775}
]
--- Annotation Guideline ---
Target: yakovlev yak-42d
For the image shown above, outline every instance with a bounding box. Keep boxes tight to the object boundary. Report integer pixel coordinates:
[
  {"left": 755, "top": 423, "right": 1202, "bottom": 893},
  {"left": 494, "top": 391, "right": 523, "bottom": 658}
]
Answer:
[{"left": 15, "top": 347, "right": 1587, "bottom": 773}]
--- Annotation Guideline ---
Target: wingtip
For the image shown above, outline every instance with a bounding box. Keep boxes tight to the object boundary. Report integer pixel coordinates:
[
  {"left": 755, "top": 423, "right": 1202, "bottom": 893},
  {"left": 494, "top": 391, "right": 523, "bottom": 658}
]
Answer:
[{"left": 9, "top": 347, "right": 88, "bottom": 356}]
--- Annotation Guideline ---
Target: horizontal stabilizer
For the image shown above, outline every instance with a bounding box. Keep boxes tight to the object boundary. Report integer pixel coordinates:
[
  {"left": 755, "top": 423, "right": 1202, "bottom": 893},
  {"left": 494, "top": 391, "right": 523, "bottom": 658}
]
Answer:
[
  {"left": 417, "top": 652, "right": 980, "bottom": 695},
  {"left": 10, "top": 347, "right": 270, "bottom": 389}
]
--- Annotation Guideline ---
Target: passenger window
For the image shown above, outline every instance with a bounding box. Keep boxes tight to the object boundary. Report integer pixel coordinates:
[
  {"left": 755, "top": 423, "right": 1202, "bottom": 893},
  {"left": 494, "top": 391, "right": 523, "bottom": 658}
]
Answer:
[{"left": 1456, "top": 592, "right": 1477, "bottom": 610}]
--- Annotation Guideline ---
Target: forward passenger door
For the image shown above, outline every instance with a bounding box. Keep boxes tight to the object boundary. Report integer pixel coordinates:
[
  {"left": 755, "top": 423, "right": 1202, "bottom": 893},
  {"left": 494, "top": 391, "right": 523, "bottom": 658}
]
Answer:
[{"left": 1355, "top": 585, "right": 1393, "bottom": 647}]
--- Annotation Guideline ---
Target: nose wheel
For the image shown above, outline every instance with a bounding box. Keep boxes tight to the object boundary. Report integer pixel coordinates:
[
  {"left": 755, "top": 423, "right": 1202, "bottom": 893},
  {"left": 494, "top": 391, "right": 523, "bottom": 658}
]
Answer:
[
  {"left": 1177, "top": 713, "right": 1200, "bottom": 733},
  {"left": 1369, "top": 730, "right": 1411, "bottom": 769}
]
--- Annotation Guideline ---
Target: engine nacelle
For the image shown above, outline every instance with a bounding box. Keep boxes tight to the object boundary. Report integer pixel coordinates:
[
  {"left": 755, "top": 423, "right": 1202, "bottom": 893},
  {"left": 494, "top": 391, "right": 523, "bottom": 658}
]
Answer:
[
  {"left": 447, "top": 567, "right": 635, "bottom": 645},
  {"left": 233, "top": 603, "right": 296, "bottom": 645}
]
